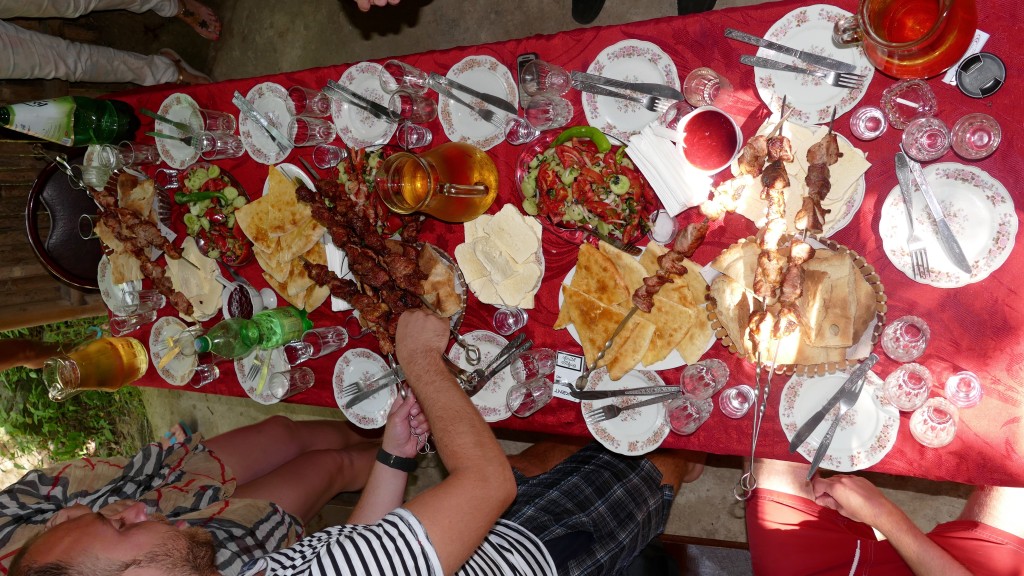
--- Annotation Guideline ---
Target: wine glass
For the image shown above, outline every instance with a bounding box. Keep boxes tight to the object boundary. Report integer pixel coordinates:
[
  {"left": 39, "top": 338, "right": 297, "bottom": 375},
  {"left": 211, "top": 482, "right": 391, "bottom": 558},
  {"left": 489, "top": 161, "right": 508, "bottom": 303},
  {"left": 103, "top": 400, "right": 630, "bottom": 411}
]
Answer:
[
  {"left": 679, "top": 359, "right": 729, "bottom": 401},
  {"left": 910, "top": 397, "right": 958, "bottom": 448},
  {"left": 881, "top": 316, "right": 929, "bottom": 362},
  {"left": 883, "top": 362, "right": 933, "bottom": 412}
]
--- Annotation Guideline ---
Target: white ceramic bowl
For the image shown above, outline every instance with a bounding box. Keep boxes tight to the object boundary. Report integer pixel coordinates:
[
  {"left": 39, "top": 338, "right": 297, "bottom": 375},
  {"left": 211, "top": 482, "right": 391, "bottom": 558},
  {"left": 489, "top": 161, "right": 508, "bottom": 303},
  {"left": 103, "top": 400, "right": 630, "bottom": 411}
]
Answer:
[{"left": 674, "top": 105, "right": 742, "bottom": 175}]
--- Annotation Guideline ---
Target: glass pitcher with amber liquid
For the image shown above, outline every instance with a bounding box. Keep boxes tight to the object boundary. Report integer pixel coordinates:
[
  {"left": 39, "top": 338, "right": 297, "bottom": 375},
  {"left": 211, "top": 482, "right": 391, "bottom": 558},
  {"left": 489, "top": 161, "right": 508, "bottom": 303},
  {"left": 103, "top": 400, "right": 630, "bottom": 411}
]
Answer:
[
  {"left": 833, "top": 0, "right": 977, "bottom": 79},
  {"left": 375, "top": 142, "right": 498, "bottom": 223},
  {"left": 42, "top": 336, "right": 149, "bottom": 401}
]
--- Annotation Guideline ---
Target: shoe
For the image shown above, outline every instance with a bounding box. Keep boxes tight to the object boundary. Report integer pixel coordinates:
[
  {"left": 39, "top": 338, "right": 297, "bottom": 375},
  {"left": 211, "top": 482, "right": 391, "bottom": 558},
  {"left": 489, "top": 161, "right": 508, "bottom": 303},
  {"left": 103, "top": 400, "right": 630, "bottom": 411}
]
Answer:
[
  {"left": 572, "top": 0, "right": 606, "bottom": 24},
  {"left": 163, "top": 419, "right": 198, "bottom": 447},
  {"left": 158, "top": 48, "right": 213, "bottom": 85}
]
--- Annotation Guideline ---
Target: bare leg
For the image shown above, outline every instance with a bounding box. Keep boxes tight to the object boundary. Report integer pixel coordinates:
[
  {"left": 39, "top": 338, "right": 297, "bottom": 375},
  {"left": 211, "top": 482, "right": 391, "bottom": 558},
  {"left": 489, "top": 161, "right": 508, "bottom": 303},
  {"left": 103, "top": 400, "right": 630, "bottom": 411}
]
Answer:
[
  {"left": 506, "top": 438, "right": 589, "bottom": 478},
  {"left": 749, "top": 458, "right": 815, "bottom": 500},
  {"left": 957, "top": 486, "right": 1024, "bottom": 539},
  {"left": 204, "top": 415, "right": 377, "bottom": 485},
  {"left": 175, "top": 0, "right": 221, "bottom": 40},
  {"left": 647, "top": 449, "right": 706, "bottom": 494},
  {"left": 231, "top": 444, "right": 378, "bottom": 525}
]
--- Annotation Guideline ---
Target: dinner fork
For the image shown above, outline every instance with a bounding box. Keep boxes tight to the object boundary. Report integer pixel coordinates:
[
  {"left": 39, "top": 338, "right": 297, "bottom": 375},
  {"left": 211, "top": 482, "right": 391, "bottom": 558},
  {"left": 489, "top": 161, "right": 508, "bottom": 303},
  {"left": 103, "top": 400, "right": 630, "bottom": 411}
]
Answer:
[
  {"left": 427, "top": 74, "right": 504, "bottom": 128},
  {"left": 740, "top": 56, "right": 866, "bottom": 90},
  {"left": 572, "top": 80, "right": 671, "bottom": 113},
  {"left": 898, "top": 164, "right": 930, "bottom": 280},
  {"left": 341, "top": 366, "right": 402, "bottom": 397},
  {"left": 245, "top": 353, "right": 264, "bottom": 382},
  {"left": 584, "top": 392, "right": 679, "bottom": 424}
]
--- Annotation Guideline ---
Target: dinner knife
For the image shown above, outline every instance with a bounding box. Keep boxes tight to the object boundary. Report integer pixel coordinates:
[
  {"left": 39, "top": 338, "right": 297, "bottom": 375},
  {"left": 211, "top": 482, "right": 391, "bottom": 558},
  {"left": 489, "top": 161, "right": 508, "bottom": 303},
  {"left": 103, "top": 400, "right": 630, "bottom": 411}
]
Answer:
[
  {"left": 571, "top": 71, "right": 685, "bottom": 101},
  {"left": 324, "top": 80, "right": 394, "bottom": 122},
  {"left": 478, "top": 339, "right": 533, "bottom": 388},
  {"left": 788, "top": 354, "right": 878, "bottom": 453},
  {"left": 427, "top": 73, "right": 503, "bottom": 127},
  {"left": 433, "top": 74, "right": 517, "bottom": 115},
  {"left": 140, "top": 107, "right": 193, "bottom": 133},
  {"left": 298, "top": 157, "right": 322, "bottom": 181},
  {"left": 570, "top": 386, "right": 682, "bottom": 400},
  {"left": 806, "top": 373, "right": 867, "bottom": 480},
  {"left": 897, "top": 152, "right": 973, "bottom": 275},
  {"left": 231, "top": 91, "right": 292, "bottom": 156},
  {"left": 601, "top": 393, "right": 681, "bottom": 417},
  {"left": 344, "top": 366, "right": 404, "bottom": 409},
  {"left": 725, "top": 28, "right": 857, "bottom": 73}
]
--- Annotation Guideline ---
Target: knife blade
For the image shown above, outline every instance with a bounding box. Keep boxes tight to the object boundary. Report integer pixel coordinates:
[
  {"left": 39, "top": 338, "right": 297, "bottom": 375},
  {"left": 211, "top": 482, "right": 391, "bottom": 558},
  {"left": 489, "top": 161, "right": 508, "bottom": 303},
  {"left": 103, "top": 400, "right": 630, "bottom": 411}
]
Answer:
[
  {"left": 571, "top": 71, "right": 685, "bottom": 101},
  {"left": 725, "top": 28, "right": 857, "bottom": 73},
  {"left": 427, "top": 73, "right": 503, "bottom": 127},
  {"left": 570, "top": 386, "right": 682, "bottom": 400},
  {"left": 788, "top": 354, "right": 878, "bottom": 453},
  {"left": 324, "top": 80, "right": 394, "bottom": 122},
  {"left": 434, "top": 74, "right": 517, "bottom": 115},
  {"left": 298, "top": 157, "right": 322, "bottom": 181},
  {"left": 344, "top": 366, "right": 404, "bottom": 409},
  {"left": 898, "top": 153, "right": 973, "bottom": 275},
  {"left": 231, "top": 91, "right": 292, "bottom": 156},
  {"left": 571, "top": 80, "right": 633, "bottom": 100},
  {"left": 140, "top": 107, "right": 193, "bottom": 134},
  {"left": 806, "top": 373, "right": 868, "bottom": 480}
]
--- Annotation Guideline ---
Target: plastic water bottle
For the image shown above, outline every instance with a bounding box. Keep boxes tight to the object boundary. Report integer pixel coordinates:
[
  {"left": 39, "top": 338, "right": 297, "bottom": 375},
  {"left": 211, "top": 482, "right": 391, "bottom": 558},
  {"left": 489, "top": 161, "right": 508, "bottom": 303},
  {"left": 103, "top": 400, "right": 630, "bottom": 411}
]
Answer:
[
  {"left": 0, "top": 96, "right": 139, "bottom": 146},
  {"left": 194, "top": 318, "right": 261, "bottom": 359},
  {"left": 252, "top": 306, "right": 313, "bottom": 349}
]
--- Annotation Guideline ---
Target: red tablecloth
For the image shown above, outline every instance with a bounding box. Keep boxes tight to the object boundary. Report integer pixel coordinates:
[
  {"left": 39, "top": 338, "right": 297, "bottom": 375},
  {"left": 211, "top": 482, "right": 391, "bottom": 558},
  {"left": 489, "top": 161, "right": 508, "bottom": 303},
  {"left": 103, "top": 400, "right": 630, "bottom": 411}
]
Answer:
[{"left": 115, "top": 0, "right": 1024, "bottom": 487}]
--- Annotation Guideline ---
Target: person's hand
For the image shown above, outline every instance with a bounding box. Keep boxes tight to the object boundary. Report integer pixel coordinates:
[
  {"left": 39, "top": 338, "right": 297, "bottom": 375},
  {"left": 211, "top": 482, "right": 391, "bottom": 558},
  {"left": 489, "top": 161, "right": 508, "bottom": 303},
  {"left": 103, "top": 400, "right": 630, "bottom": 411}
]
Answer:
[
  {"left": 396, "top": 309, "right": 449, "bottom": 368},
  {"left": 382, "top": 389, "right": 430, "bottom": 459},
  {"left": 811, "top": 474, "right": 899, "bottom": 528},
  {"left": 354, "top": 0, "right": 401, "bottom": 11}
]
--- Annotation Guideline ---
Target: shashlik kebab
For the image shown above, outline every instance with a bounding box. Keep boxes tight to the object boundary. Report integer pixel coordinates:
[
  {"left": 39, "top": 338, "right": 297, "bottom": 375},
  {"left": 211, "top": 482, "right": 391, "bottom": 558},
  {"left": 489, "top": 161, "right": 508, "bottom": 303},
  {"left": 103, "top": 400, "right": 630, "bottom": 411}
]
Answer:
[{"left": 631, "top": 219, "right": 709, "bottom": 312}]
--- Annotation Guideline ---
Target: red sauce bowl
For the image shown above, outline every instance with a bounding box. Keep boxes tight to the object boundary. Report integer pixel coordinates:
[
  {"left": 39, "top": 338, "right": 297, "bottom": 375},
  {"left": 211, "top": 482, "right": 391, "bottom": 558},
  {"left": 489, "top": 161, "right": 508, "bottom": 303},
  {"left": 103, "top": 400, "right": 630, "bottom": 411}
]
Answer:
[{"left": 675, "top": 106, "right": 742, "bottom": 174}]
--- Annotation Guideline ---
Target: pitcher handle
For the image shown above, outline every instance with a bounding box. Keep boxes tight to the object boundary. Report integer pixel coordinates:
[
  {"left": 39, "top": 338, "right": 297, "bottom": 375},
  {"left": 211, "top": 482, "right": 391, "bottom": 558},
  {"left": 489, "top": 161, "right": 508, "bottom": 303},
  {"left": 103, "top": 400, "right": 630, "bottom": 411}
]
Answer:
[
  {"left": 832, "top": 14, "right": 864, "bottom": 47},
  {"left": 440, "top": 182, "right": 489, "bottom": 197}
]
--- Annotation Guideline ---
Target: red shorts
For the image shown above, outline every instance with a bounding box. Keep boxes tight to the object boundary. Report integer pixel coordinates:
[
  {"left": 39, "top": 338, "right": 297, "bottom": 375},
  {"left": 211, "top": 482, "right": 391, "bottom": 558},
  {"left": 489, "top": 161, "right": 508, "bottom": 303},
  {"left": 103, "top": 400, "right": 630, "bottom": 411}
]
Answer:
[{"left": 746, "top": 488, "right": 1024, "bottom": 576}]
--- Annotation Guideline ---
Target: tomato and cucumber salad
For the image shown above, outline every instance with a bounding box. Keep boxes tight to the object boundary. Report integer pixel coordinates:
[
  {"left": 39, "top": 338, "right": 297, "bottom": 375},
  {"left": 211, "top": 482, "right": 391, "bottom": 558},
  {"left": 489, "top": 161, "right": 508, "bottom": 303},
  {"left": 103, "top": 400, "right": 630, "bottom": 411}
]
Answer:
[
  {"left": 521, "top": 130, "right": 656, "bottom": 242},
  {"left": 176, "top": 164, "right": 253, "bottom": 266}
]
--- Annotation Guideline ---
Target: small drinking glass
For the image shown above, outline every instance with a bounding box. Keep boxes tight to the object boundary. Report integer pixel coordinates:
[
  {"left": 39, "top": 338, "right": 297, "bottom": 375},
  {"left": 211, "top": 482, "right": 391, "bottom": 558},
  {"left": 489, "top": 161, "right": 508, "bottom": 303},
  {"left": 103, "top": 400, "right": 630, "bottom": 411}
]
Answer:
[
  {"left": 493, "top": 307, "right": 528, "bottom": 336},
  {"left": 902, "top": 117, "right": 950, "bottom": 162},
  {"left": 119, "top": 289, "right": 167, "bottom": 315},
  {"left": 883, "top": 362, "right": 933, "bottom": 412},
  {"left": 93, "top": 144, "right": 127, "bottom": 171},
  {"left": 109, "top": 309, "right": 158, "bottom": 336},
  {"left": 196, "top": 131, "right": 245, "bottom": 160},
  {"left": 76, "top": 164, "right": 112, "bottom": 190},
  {"left": 379, "top": 59, "right": 429, "bottom": 95},
  {"left": 289, "top": 116, "right": 337, "bottom": 147},
  {"left": 910, "top": 396, "right": 958, "bottom": 448},
  {"left": 524, "top": 93, "right": 573, "bottom": 131},
  {"left": 683, "top": 67, "right": 732, "bottom": 108},
  {"left": 118, "top": 141, "right": 162, "bottom": 166},
  {"left": 287, "top": 86, "right": 332, "bottom": 118},
  {"left": 509, "top": 348, "right": 556, "bottom": 384},
  {"left": 718, "top": 385, "right": 756, "bottom": 419},
  {"left": 881, "top": 80, "right": 938, "bottom": 130},
  {"left": 189, "top": 363, "right": 220, "bottom": 389},
  {"left": 198, "top": 108, "right": 237, "bottom": 133},
  {"left": 951, "top": 113, "right": 1001, "bottom": 160},
  {"left": 267, "top": 367, "right": 315, "bottom": 400},
  {"left": 396, "top": 121, "right": 433, "bottom": 149},
  {"left": 504, "top": 116, "right": 541, "bottom": 145},
  {"left": 153, "top": 168, "right": 182, "bottom": 190},
  {"left": 388, "top": 89, "right": 437, "bottom": 123},
  {"left": 667, "top": 396, "right": 713, "bottom": 435},
  {"left": 944, "top": 370, "right": 983, "bottom": 408},
  {"left": 881, "top": 315, "right": 929, "bottom": 362},
  {"left": 849, "top": 106, "right": 887, "bottom": 141},
  {"left": 519, "top": 60, "right": 572, "bottom": 96},
  {"left": 507, "top": 377, "right": 554, "bottom": 418},
  {"left": 79, "top": 214, "right": 100, "bottom": 240},
  {"left": 313, "top": 144, "right": 347, "bottom": 169},
  {"left": 647, "top": 209, "right": 678, "bottom": 244},
  {"left": 680, "top": 358, "right": 729, "bottom": 401},
  {"left": 284, "top": 326, "right": 349, "bottom": 365}
]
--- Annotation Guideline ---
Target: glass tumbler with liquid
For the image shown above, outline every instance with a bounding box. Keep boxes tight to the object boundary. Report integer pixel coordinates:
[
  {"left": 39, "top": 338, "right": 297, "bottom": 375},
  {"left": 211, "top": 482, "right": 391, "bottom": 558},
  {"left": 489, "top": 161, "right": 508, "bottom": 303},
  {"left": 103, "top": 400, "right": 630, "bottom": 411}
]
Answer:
[{"left": 42, "top": 337, "right": 149, "bottom": 401}]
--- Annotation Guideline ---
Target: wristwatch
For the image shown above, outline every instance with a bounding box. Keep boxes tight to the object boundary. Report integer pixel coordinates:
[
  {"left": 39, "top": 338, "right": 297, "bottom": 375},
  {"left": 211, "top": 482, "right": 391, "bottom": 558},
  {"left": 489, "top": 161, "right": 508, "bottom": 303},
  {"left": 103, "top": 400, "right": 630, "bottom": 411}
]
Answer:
[{"left": 376, "top": 448, "right": 418, "bottom": 473}]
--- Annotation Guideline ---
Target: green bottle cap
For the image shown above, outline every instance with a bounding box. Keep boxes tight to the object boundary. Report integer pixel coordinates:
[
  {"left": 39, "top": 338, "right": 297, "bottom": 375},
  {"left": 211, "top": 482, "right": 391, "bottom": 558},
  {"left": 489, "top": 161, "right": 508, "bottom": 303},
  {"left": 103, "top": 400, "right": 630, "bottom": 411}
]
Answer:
[{"left": 194, "top": 336, "right": 212, "bottom": 354}]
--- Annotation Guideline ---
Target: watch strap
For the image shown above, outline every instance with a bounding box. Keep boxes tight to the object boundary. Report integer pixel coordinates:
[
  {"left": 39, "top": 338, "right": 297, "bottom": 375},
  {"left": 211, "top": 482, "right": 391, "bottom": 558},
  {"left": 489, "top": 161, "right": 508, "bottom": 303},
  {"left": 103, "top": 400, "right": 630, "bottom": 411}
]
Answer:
[{"left": 376, "top": 448, "right": 418, "bottom": 473}]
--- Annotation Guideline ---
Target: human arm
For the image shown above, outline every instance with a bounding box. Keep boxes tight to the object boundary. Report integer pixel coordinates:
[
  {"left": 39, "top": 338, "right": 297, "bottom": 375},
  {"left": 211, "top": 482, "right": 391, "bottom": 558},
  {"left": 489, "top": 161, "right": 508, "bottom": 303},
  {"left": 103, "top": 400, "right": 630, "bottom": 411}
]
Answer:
[
  {"left": 395, "top": 310, "right": 517, "bottom": 576},
  {"left": 347, "top": 391, "right": 429, "bottom": 524},
  {"left": 811, "top": 475, "right": 972, "bottom": 576},
  {"left": 353, "top": 0, "right": 400, "bottom": 11},
  {"left": 0, "top": 338, "right": 61, "bottom": 371}
]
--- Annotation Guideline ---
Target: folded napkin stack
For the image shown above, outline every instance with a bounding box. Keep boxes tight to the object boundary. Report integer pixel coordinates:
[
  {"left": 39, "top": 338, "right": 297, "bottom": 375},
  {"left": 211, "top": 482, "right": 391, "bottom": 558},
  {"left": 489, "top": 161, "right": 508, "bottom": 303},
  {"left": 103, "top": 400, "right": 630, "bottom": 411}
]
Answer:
[
  {"left": 325, "top": 236, "right": 353, "bottom": 312},
  {"left": 626, "top": 125, "right": 712, "bottom": 217}
]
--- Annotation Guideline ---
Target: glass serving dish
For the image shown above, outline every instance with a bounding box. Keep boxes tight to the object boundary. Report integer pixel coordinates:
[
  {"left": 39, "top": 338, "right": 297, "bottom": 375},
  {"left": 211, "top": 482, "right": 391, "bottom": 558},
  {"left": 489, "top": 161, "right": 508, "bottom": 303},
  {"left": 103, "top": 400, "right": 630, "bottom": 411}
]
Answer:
[{"left": 179, "top": 162, "right": 253, "bottom": 267}]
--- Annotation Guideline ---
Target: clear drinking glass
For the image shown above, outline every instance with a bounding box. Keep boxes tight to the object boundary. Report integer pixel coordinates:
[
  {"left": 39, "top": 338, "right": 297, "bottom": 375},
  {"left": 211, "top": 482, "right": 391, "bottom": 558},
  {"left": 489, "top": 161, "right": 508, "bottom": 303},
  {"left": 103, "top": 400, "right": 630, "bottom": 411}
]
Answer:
[
  {"left": 883, "top": 362, "right": 933, "bottom": 411},
  {"left": 849, "top": 106, "right": 887, "bottom": 141},
  {"left": 153, "top": 168, "right": 182, "bottom": 190},
  {"left": 118, "top": 141, "right": 162, "bottom": 166},
  {"left": 189, "top": 363, "right": 220, "bottom": 389},
  {"left": 196, "top": 131, "right": 245, "bottom": 160},
  {"left": 519, "top": 60, "right": 572, "bottom": 96},
  {"left": 647, "top": 209, "right": 678, "bottom": 244},
  {"left": 94, "top": 144, "right": 127, "bottom": 170},
  {"left": 524, "top": 93, "right": 573, "bottom": 131},
  {"left": 944, "top": 370, "right": 983, "bottom": 408},
  {"left": 881, "top": 79, "right": 938, "bottom": 130},
  {"left": 119, "top": 289, "right": 167, "bottom": 315},
  {"left": 951, "top": 113, "right": 1001, "bottom": 160},
  {"left": 902, "top": 117, "right": 950, "bottom": 162},
  {"left": 267, "top": 367, "right": 315, "bottom": 400},
  {"left": 881, "top": 315, "right": 929, "bottom": 362},
  {"left": 288, "top": 116, "right": 337, "bottom": 147},
  {"left": 287, "top": 86, "right": 332, "bottom": 118},
  {"left": 680, "top": 358, "right": 729, "bottom": 401},
  {"left": 396, "top": 121, "right": 433, "bottom": 149},
  {"left": 283, "top": 326, "right": 349, "bottom": 365},
  {"left": 109, "top": 310, "right": 158, "bottom": 336},
  {"left": 492, "top": 307, "right": 528, "bottom": 335},
  {"left": 388, "top": 89, "right": 437, "bottom": 123},
  {"left": 197, "top": 108, "right": 237, "bottom": 133},
  {"left": 667, "top": 396, "right": 713, "bottom": 435},
  {"left": 313, "top": 144, "right": 347, "bottom": 169},
  {"left": 507, "top": 377, "right": 554, "bottom": 417},
  {"left": 509, "top": 348, "right": 556, "bottom": 384},
  {"left": 683, "top": 67, "right": 732, "bottom": 108},
  {"left": 910, "top": 397, "right": 958, "bottom": 448},
  {"left": 719, "top": 385, "right": 756, "bottom": 418},
  {"left": 504, "top": 116, "right": 541, "bottom": 145},
  {"left": 379, "top": 59, "right": 429, "bottom": 95}
]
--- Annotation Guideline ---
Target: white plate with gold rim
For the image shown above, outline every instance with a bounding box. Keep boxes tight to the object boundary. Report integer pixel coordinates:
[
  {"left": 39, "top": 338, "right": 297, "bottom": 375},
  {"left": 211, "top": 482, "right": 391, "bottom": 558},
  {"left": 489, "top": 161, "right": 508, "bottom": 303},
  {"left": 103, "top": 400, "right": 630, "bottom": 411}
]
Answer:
[
  {"left": 334, "top": 348, "right": 397, "bottom": 429},
  {"left": 581, "top": 367, "right": 671, "bottom": 456},
  {"left": 439, "top": 55, "right": 517, "bottom": 151}
]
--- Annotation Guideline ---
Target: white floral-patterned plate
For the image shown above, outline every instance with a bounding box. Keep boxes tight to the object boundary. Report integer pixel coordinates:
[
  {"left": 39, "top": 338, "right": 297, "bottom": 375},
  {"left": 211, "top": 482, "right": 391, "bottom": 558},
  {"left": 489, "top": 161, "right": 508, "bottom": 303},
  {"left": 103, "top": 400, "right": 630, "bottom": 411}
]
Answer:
[
  {"left": 582, "top": 40, "right": 679, "bottom": 141},
  {"left": 581, "top": 367, "right": 671, "bottom": 456},
  {"left": 753, "top": 4, "right": 874, "bottom": 124},
  {"left": 148, "top": 317, "right": 197, "bottom": 386},
  {"left": 97, "top": 255, "right": 141, "bottom": 316},
  {"left": 156, "top": 93, "right": 202, "bottom": 169},
  {"left": 448, "top": 331, "right": 513, "bottom": 422},
  {"left": 234, "top": 347, "right": 289, "bottom": 405},
  {"left": 440, "top": 55, "right": 518, "bottom": 151},
  {"left": 780, "top": 371, "right": 898, "bottom": 473},
  {"left": 332, "top": 62, "right": 397, "bottom": 150},
  {"left": 239, "top": 82, "right": 295, "bottom": 165},
  {"left": 334, "top": 348, "right": 397, "bottom": 429},
  {"left": 879, "top": 163, "right": 1016, "bottom": 288}
]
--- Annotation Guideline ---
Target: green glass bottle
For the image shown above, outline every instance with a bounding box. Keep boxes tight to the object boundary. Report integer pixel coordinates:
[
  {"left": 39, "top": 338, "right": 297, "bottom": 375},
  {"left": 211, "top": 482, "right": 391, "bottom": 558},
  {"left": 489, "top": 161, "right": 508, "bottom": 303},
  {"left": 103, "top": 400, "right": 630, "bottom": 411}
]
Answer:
[
  {"left": 193, "top": 318, "right": 260, "bottom": 359},
  {"left": 0, "top": 96, "right": 139, "bottom": 146},
  {"left": 252, "top": 306, "right": 314, "bottom": 349}
]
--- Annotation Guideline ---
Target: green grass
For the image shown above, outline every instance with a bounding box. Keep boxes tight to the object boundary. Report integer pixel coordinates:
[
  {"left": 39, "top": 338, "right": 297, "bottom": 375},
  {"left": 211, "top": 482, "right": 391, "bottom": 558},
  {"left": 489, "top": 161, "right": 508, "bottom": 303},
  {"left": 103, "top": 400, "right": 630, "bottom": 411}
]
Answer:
[{"left": 0, "top": 319, "right": 150, "bottom": 466}]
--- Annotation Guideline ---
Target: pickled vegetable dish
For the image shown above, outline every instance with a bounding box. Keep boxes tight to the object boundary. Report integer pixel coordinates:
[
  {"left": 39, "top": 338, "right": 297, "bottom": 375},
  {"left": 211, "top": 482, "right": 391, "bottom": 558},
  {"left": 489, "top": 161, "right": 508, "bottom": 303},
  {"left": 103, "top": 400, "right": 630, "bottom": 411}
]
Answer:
[{"left": 177, "top": 164, "right": 252, "bottom": 265}]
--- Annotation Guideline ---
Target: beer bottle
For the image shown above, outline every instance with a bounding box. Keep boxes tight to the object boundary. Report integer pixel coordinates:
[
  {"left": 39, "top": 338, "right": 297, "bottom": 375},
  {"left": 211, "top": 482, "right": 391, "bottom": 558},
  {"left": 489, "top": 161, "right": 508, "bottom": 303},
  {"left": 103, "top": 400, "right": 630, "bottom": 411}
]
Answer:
[
  {"left": 0, "top": 96, "right": 140, "bottom": 146},
  {"left": 42, "top": 337, "right": 149, "bottom": 402}
]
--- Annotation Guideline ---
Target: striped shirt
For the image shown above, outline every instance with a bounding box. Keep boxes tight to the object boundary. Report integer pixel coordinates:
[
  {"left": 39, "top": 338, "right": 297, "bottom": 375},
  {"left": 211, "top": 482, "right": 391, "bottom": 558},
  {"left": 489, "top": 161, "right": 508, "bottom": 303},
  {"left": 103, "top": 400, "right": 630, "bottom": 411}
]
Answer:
[{"left": 241, "top": 508, "right": 555, "bottom": 576}]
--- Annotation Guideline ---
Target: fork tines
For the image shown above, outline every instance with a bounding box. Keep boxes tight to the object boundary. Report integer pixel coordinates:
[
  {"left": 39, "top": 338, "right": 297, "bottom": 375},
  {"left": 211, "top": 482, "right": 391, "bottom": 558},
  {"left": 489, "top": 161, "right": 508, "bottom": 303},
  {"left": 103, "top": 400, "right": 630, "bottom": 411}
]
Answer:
[{"left": 911, "top": 247, "right": 930, "bottom": 279}]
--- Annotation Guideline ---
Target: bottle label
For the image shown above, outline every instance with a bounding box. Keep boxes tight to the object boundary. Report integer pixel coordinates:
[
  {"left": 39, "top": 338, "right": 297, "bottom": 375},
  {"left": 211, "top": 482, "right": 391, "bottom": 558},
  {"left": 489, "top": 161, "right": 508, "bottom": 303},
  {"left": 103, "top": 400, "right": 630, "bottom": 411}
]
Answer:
[{"left": 4, "top": 97, "right": 76, "bottom": 146}]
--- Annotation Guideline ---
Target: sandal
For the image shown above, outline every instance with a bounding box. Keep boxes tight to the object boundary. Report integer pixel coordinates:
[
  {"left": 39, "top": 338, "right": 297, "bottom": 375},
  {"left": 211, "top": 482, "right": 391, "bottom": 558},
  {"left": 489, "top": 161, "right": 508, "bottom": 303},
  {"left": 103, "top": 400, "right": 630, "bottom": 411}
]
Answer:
[
  {"left": 176, "top": 0, "right": 222, "bottom": 41},
  {"left": 158, "top": 48, "right": 213, "bottom": 85},
  {"left": 162, "top": 418, "right": 198, "bottom": 447}
]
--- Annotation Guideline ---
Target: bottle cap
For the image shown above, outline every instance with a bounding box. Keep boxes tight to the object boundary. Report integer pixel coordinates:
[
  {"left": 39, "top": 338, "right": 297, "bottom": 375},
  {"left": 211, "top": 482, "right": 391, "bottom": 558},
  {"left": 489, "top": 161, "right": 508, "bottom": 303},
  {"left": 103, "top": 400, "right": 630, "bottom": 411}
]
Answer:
[
  {"left": 956, "top": 52, "right": 1005, "bottom": 99},
  {"left": 194, "top": 336, "right": 211, "bottom": 354}
]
